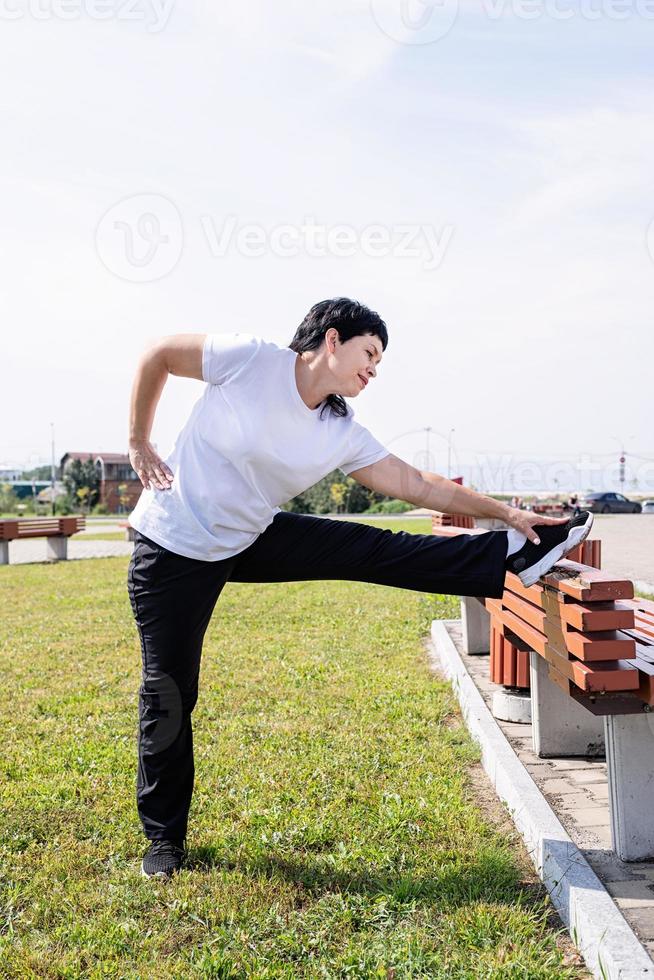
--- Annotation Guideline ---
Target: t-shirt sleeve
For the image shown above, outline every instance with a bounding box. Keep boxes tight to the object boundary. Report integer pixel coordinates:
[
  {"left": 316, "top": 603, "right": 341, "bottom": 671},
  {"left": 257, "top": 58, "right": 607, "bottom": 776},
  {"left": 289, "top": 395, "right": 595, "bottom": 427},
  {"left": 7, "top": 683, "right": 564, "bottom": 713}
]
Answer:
[
  {"left": 339, "top": 420, "right": 390, "bottom": 475},
  {"left": 202, "top": 333, "right": 260, "bottom": 385}
]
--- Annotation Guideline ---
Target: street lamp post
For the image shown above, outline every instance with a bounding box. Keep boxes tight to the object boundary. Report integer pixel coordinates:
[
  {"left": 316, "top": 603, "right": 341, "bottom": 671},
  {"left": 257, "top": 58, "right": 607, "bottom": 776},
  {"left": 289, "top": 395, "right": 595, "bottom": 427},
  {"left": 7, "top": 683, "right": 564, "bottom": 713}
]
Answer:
[
  {"left": 447, "top": 428, "right": 455, "bottom": 480},
  {"left": 424, "top": 426, "right": 432, "bottom": 469},
  {"left": 387, "top": 426, "right": 457, "bottom": 477},
  {"left": 50, "top": 422, "right": 56, "bottom": 516},
  {"left": 97, "top": 456, "right": 106, "bottom": 511},
  {"left": 610, "top": 435, "right": 634, "bottom": 494}
]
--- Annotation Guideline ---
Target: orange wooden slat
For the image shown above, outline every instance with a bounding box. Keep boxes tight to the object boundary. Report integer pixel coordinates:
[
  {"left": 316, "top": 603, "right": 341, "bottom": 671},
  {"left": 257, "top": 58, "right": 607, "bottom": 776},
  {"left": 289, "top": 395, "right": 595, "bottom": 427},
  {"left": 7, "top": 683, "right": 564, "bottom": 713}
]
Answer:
[
  {"left": 502, "top": 589, "right": 546, "bottom": 633},
  {"left": 634, "top": 655, "right": 654, "bottom": 706},
  {"left": 565, "top": 539, "right": 601, "bottom": 569},
  {"left": 496, "top": 628, "right": 504, "bottom": 685},
  {"left": 501, "top": 587, "right": 636, "bottom": 663},
  {"left": 495, "top": 604, "right": 639, "bottom": 692},
  {"left": 517, "top": 649, "right": 530, "bottom": 688},
  {"left": 503, "top": 636, "right": 516, "bottom": 686},
  {"left": 557, "top": 599, "right": 635, "bottom": 633},
  {"left": 431, "top": 513, "right": 476, "bottom": 529},
  {"left": 565, "top": 629, "right": 636, "bottom": 662},
  {"left": 490, "top": 622, "right": 501, "bottom": 684},
  {"left": 541, "top": 560, "right": 634, "bottom": 602},
  {"left": 505, "top": 573, "right": 634, "bottom": 632}
]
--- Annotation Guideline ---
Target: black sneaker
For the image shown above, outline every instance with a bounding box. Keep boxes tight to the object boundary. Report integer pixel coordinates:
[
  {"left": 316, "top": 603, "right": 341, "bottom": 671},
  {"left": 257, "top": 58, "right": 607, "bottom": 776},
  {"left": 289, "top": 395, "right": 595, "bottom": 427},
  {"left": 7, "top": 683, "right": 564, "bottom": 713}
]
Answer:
[
  {"left": 506, "top": 510, "right": 594, "bottom": 588},
  {"left": 141, "top": 839, "right": 185, "bottom": 879}
]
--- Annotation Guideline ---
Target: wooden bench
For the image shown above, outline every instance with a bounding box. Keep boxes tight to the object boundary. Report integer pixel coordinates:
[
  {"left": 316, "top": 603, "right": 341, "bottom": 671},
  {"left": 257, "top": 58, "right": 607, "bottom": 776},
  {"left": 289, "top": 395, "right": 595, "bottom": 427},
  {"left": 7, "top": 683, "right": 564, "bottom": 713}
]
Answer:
[
  {"left": 531, "top": 502, "right": 566, "bottom": 517},
  {"left": 0, "top": 517, "right": 85, "bottom": 564},
  {"left": 431, "top": 512, "right": 476, "bottom": 530},
  {"left": 118, "top": 521, "right": 136, "bottom": 542},
  {"left": 489, "top": 538, "right": 603, "bottom": 690},
  {"left": 432, "top": 520, "right": 654, "bottom": 860}
]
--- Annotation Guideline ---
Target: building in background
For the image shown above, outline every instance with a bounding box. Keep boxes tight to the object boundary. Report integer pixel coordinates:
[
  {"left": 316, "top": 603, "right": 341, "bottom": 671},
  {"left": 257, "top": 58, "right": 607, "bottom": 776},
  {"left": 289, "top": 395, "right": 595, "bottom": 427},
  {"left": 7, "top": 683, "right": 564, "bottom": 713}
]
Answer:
[{"left": 60, "top": 452, "right": 141, "bottom": 512}]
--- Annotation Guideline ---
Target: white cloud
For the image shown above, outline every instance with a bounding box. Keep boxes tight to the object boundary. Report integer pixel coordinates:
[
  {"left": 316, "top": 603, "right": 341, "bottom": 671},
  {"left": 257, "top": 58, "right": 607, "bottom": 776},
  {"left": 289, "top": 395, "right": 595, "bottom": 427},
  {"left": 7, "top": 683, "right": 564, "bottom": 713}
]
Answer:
[{"left": 506, "top": 106, "right": 654, "bottom": 227}]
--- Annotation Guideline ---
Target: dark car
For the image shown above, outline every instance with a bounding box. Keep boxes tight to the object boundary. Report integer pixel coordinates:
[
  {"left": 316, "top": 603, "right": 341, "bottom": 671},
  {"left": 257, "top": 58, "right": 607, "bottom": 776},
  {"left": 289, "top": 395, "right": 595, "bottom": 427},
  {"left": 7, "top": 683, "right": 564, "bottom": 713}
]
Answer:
[{"left": 579, "top": 492, "right": 642, "bottom": 514}]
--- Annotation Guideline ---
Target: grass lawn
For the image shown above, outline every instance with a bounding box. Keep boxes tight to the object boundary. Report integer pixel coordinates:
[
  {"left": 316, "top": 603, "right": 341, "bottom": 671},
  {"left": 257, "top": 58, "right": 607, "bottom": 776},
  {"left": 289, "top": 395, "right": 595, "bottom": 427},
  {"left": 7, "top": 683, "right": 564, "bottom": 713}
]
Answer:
[
  {"left": 351, "top": 518, "right": 432, "bottom": 534},
  {"left": 71, "top": 532, "right": 127, "bottom": 542},
  {"left": 0, "top": 544, "right": 586, "bottom": 978},
  {"left": 69, "top": 518, "right": 433, "bottom": 546}
]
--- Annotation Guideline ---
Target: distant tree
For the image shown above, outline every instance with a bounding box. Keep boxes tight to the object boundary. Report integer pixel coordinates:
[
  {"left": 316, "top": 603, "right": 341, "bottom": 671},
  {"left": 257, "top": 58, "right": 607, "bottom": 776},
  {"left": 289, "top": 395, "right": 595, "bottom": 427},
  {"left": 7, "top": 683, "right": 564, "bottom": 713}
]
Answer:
[
  {"left": 63, "top": 457, "right": 99, "bottom": 512},
  {"left": 282, "top": 471, "right": 392, "bottom": 515},
  {"left": 281, "top": 491, "right": 313, "bottom": 514},
  {"left": 366, "top": 498, "right": 413, "bottom": 514},
  {"left": 76, "top": 487, "right": 91, "bottom": 514},
  {"left": 117, "top": 483, "right": 130, "bottom": 514},
  {"left": 0, "top": 483, "right": 19, "bottom": 514},
  {"left": 329, "top": 481, "right": 347, "bottom": 514},
  {"left": 20, "top": 465, "right": 55, "bottom": 481},
  {"left": 302, "top": 472, "right": 339, "bottom": 514},
  {"left": 344, "top": 477, "right": 383, "bottom": 513},
  {"left": 54, "top": 495, "right": 74, "bottom": 516}
]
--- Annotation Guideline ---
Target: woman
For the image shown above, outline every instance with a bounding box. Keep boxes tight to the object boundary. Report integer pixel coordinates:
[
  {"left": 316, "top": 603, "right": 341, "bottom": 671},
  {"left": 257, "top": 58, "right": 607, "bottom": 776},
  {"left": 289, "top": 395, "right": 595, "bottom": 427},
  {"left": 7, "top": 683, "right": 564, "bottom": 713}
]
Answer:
[{"left": 127, "top": 297, "right": 592, "bottom": 878}]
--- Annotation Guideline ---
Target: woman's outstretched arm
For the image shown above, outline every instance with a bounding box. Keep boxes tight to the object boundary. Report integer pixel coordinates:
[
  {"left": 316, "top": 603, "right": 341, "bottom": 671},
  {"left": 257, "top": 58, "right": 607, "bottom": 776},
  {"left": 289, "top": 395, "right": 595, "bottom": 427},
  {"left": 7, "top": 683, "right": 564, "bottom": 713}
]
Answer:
[
  {"left": 128, "top": 333, "right": 206, "bottom": 490},
  {"left": 348, "top": 452, "right": 567, "bottom": 544}
]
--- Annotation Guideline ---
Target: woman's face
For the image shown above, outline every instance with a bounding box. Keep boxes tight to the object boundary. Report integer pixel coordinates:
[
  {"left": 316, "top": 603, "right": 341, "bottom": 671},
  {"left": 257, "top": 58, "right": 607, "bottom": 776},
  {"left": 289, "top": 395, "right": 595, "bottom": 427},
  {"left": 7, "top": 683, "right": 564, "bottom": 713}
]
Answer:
[{"left": 329, "top": 330, "right": 383, "bottom": 398}]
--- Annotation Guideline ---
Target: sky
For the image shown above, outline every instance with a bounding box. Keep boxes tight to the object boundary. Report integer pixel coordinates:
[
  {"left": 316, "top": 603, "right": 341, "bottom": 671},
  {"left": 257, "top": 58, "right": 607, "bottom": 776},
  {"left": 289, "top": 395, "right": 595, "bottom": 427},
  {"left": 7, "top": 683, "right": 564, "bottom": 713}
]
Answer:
[{"left": 2, "top": 0, "right": 654, "bottom": 492}]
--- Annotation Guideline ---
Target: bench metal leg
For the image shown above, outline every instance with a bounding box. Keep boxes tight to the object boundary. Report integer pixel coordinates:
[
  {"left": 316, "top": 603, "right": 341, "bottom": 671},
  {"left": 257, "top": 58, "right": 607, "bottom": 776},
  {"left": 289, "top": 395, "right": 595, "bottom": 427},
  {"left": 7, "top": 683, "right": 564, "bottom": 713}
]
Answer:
[
  {"left": 0, "top": 541, "right": 8, "bottom": 564},
  {"left": 45, "top": 537, "right": 68, "bottom": 561},
  {"left": 460, "top": 596, "right": 490, "bottom": 654},
  {"left": 529, "top": 651, "right": 605, "bottom": 758},
  {"left": 605, "top": 714, "right": 654, "bottom": 861}
]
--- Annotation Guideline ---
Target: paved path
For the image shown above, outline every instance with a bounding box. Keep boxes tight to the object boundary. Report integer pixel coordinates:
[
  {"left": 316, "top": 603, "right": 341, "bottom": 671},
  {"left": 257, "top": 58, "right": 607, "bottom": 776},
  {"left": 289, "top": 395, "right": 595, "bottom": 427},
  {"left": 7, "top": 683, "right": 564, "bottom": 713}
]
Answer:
[
  {"left": 5, "top": 539, "right": 133, "bottom": 564},
  {"left": 4, "top": 513, "right": 654, "bottom": 589},
  {"left": 583, "top": 514, "right": 654, "bottom": 591},
  {"left": 446, "top": 620, "right": 654, "bottom": 965}
]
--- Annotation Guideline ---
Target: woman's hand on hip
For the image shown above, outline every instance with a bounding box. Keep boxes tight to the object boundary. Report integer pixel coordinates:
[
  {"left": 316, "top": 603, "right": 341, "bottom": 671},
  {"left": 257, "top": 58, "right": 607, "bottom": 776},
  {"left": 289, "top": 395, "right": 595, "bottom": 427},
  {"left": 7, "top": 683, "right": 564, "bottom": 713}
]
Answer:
[
  {"left": 129, "top": 441, "right": 174, "bottom": 491},
  {"left": 504, "top": 507, "right": 568, "bottom": 545}
]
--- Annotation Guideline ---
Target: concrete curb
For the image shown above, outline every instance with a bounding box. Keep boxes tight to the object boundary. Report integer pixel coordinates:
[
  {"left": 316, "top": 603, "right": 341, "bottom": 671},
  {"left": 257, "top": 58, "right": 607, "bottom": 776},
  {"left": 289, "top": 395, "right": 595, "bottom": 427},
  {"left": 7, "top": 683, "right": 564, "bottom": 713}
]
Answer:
[{"left": 430, "top": 619, "right": 654, "bottom": 980}]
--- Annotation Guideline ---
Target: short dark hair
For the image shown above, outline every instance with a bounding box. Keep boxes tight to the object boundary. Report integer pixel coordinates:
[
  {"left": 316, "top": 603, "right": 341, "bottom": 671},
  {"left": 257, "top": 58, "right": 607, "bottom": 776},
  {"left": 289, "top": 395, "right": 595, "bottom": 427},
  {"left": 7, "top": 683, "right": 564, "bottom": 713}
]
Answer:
[{"left": 289, "top": 297, "right": 389, "bottom": 419}]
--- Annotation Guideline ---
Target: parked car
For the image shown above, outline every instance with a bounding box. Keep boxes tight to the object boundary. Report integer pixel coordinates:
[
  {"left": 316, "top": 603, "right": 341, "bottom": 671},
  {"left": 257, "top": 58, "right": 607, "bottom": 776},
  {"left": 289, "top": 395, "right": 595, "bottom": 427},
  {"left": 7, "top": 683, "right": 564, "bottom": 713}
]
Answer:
[
  {"left": 642, "top": 500, "right": 654, "bottom": 514},
  {"left": 579, "top": 492, "right": 642, "bottom": 514}
]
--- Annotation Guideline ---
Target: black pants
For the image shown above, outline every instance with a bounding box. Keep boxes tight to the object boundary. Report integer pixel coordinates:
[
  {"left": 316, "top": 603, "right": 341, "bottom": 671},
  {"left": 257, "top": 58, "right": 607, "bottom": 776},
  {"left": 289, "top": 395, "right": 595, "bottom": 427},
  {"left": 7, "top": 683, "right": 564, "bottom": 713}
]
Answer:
[{"left": 126, "top": 511, "right": 508, "bottom": 842}]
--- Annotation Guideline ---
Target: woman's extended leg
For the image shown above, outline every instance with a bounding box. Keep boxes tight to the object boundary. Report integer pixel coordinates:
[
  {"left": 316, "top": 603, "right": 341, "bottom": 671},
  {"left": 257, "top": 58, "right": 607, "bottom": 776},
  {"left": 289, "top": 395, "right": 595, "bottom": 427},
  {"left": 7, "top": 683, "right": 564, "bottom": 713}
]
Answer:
[
  {"left": 230, "top": 511, "right": 507, "bottom": 598},
  {"left": 127, "top": 532, "right": 236, "bottom": 843}
]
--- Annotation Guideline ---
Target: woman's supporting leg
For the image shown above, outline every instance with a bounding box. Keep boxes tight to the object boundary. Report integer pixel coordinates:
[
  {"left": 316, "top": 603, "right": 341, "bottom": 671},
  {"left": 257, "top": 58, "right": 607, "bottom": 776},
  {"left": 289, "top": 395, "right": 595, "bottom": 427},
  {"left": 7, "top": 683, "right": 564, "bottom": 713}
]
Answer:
[
  {"left": 127, "top": 532, "right": 235, "bottom": 842},
  {"left": 230, "top": 512, "right": 507, "bottom": 598},
  {"left": 126, "top": 516, "right": 506, "bottom": 842}
]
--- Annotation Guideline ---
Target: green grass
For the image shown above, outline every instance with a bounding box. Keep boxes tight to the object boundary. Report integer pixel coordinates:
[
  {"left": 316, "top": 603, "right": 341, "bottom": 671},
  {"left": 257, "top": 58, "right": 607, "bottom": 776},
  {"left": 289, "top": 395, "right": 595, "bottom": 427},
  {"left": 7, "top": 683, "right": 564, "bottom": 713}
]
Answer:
[
  {"left": 350, "top": 518, "right": 432, "bottom": 535},
  {"left": 82, "top": 520, "right": 431, "bottom": 544},
  {"left": 71, "top": 532, "right": 126, "bottom": 542},
  {"left": 66, "top": 519, "right": 431, "bottom": 545},
  {"left": 0, "top": 547, "right": 586, "bottom": 978}
]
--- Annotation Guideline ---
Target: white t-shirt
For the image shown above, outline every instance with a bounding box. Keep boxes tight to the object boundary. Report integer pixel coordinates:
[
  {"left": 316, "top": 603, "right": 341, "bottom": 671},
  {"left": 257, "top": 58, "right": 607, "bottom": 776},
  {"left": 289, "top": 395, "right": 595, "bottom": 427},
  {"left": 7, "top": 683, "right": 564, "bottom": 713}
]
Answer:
[{"left": 128, "top": 333, "right": 390, "bottom": 561}]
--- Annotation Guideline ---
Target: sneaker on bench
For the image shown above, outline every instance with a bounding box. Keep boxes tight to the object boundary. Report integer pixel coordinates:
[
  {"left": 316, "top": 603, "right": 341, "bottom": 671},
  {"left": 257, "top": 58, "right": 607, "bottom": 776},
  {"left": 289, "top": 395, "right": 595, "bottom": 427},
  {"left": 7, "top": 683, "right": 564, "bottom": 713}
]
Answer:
[
  {"left": 141, "top": 838, "right": 185, "bottom": 879},
  {"left": 506, "top": 510, "right": 594, "bottom": 588}
]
